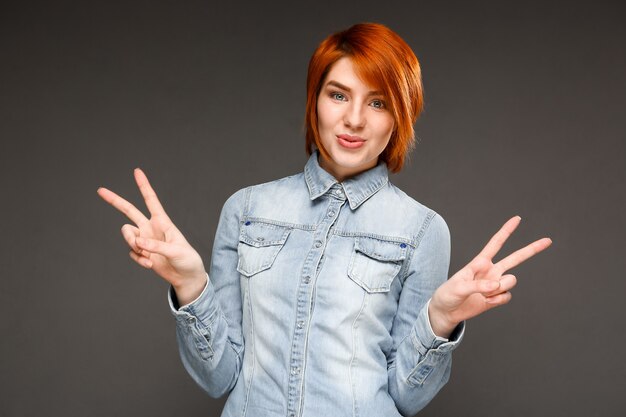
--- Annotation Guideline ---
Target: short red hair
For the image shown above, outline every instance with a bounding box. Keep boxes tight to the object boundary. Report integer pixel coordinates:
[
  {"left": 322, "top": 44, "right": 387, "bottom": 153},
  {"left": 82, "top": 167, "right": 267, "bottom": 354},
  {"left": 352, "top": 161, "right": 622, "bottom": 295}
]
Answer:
[{"left": 305, "top": 23, "right": 424, "bottom": 173}]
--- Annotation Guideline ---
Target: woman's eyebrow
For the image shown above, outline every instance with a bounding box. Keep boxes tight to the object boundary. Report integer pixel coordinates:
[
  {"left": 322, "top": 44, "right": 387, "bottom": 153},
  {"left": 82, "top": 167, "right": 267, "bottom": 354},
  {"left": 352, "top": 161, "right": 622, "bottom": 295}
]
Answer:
[{"left": 325, "top": 80, "right": 382, "bottom": 97}]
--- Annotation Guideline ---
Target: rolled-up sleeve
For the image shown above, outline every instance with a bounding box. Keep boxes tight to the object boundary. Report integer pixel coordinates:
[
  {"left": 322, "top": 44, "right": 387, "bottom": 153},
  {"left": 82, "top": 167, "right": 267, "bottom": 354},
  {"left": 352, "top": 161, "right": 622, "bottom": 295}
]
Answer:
[
  {"left": 387, "top": 212, "right": 465, "bottom": 416},
  {"left": 168, "top": 187, "right": 248, "bottom": 398}
]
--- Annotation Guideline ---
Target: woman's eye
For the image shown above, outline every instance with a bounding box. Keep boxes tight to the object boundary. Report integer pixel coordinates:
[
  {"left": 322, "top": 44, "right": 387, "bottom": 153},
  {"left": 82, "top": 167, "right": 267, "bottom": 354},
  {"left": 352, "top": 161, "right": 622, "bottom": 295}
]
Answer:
[
  {"left": 331, "top": 92, "right": 346, "bottom": 101},
  {"left": 371, "top": 99, "right": 385, "bottom": 109}
]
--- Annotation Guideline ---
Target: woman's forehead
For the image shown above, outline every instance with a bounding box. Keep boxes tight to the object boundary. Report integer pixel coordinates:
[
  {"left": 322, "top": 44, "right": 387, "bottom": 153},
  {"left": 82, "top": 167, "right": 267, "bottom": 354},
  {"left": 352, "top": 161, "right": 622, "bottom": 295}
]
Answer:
[{"left": 323, "top": 57, "right": 384, "bottom": 94}]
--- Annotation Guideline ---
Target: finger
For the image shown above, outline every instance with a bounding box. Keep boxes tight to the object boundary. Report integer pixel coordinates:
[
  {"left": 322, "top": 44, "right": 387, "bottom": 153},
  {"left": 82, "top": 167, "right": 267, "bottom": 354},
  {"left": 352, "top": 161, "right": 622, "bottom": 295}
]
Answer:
[
  {"left": 121, "top": 224, "right": 140, "bottom": 253},
  {"left": 134, "top": 168, "right": 170, "bottom": 219},
  {"left": 498, "top": 274, "right": 517, "bottom": 292},
  {"left": 485, "top": 291, "right": 512, "bottom": 305},
  {"left": 484, "top": 274, "right": 517, "bottom": 297},
  {"left": 121, "top": 224, "right": 147, "bottom": 256},
  {"left": 129, "top": 250, "right": 152, "bottom": 269},
  {"left": 496, "top": 237, "right": 552, "bottom": 272},
  {"left": 465, "top": 255, "right": 492, "bottom": 276},
  {"left": 97, "top": 187, "right": 149, "bottom": 226},
  {"left": 135, "top": 236, "right": 182, "bottom": 259},
  {"left": 454, "top": 276, "right": 502, "bottom": 299},
  {"left": 477, "top": 216, "right": 521, "bottom": 260}
]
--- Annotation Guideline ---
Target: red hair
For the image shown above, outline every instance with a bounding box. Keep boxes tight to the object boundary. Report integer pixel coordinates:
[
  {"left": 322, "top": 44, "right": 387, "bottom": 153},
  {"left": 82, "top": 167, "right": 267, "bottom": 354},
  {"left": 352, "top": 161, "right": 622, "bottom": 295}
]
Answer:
[{"left": 305, "top": 23, "right": 424, "bottom": 173}]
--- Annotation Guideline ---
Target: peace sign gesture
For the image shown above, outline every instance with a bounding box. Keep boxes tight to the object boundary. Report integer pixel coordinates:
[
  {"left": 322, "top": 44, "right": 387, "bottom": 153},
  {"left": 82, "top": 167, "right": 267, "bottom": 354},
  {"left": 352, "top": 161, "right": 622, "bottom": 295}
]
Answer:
[
  {"left": 97, "top": 168, "right": 207, "bottom": 305},
  {"left": 428, "top": 216, "right": 552, "bottom": 338}
]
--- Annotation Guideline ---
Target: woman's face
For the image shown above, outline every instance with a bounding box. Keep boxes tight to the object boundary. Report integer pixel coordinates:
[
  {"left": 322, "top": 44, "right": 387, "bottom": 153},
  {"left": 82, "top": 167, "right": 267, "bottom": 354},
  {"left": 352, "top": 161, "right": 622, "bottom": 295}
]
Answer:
[{"left": 316, "top": 57, "right": 395, "bottom": 182}]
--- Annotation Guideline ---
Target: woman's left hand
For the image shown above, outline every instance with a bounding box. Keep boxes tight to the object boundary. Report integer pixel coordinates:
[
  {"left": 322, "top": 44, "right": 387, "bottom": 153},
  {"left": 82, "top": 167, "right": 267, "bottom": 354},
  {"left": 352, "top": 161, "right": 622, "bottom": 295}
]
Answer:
[{"left": 428, "top": 216, "right": 552, "bottom": 338}]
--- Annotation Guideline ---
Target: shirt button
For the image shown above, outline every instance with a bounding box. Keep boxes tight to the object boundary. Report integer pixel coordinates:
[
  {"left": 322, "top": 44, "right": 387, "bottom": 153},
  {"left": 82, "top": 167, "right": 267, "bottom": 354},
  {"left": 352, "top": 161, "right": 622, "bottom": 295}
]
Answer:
[
  {"left": 297, "top": 321, "right": 304, "bottom": 329},
  {"left": 335, "top": 189, "right": 343, "bottom": 196},
  {"left": 291, "top": 367, "right": 300, "bottom": 375},
  {"left": 314, "top": 240, "right": 322, "bottom": 248},
  {"left": 256, "top": 236, "right": 265, "bottom": 242},
  {"left": 327, "top": 210, "right": 335, "bottom": 217},
  {"left": 303, "top": 276, "right": 311, "bottom": 284}
]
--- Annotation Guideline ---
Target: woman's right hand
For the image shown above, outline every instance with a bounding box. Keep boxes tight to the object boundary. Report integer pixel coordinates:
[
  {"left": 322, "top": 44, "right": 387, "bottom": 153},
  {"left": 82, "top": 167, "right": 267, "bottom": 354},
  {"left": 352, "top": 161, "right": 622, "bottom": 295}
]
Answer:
[{"left": 97, "top": 168, "right": 207, "bottom": 306}]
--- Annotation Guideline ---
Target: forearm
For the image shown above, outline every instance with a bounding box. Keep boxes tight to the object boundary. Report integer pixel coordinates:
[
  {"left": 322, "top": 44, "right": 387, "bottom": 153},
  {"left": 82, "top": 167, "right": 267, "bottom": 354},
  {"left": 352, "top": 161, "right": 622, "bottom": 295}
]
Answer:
[
  {"left": 388, "top": 352, "right": 452, "bottom": 416},
  {"left": 169, "top": 277, "right": 244, "bottom": 397},
  {"left": 388, "top": 303, "right": 464, "bottom": 416}
]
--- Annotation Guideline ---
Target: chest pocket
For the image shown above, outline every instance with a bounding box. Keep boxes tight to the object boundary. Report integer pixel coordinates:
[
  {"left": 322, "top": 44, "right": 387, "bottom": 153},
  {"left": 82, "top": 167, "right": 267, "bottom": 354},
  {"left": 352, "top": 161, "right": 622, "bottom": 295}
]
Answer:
[
  {"left": 348, "top": 237, "right": 407, "bottom": 293},
  {"left": 236, "top": 221, "right": 292, "bottom": 277}
]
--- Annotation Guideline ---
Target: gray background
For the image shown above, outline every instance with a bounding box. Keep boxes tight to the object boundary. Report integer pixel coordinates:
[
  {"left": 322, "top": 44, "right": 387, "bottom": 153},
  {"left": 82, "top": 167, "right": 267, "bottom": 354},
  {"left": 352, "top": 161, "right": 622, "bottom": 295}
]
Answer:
[{"left": 1, "top": 0, "right": 624, "bottom": 416}]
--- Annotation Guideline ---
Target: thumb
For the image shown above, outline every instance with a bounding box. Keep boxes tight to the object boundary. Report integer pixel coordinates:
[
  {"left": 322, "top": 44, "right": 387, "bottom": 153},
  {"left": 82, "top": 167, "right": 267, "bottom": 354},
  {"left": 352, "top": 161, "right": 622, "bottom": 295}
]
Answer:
[{"left": 135, "top": 236, "right": 182, "bottom": 259}]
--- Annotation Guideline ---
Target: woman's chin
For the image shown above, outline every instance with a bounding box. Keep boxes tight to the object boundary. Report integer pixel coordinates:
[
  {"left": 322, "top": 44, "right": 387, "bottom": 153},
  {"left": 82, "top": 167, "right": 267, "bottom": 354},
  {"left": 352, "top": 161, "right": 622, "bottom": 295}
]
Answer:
[{"left": 327, "top": 154, "right": 377, "bottom": 178}]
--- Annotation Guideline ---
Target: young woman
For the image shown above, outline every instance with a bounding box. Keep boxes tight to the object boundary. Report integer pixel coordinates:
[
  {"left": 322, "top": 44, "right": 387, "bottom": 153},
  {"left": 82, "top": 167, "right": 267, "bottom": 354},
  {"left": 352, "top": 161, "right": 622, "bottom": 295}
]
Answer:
[{"left": 98, "top": 23, "right": 551, "bottom": 417}]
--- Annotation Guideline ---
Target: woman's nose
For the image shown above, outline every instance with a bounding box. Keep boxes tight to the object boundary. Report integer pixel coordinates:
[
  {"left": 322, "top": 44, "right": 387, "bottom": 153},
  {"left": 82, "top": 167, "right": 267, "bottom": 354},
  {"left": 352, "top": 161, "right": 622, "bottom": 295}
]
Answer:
[{"left": 343, "top": 103, "right": 366, "bottom": 129}]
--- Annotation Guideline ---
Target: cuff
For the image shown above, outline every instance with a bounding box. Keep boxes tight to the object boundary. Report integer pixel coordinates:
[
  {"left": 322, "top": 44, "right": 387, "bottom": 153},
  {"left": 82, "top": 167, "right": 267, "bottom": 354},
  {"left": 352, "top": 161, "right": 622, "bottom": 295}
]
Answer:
[{"left": 167, "top": 272, "right": 218, "bottom": 326}]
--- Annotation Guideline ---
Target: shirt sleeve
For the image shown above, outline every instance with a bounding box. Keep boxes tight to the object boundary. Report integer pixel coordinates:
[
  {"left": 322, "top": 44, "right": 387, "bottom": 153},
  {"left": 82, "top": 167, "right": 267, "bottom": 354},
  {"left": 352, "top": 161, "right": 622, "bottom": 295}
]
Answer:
[
  {"left": 167, "top": 187, "right": 248, "bottom": 398},
  {"left": 387, "top": 212, "right": 465, "bottom": 416}
]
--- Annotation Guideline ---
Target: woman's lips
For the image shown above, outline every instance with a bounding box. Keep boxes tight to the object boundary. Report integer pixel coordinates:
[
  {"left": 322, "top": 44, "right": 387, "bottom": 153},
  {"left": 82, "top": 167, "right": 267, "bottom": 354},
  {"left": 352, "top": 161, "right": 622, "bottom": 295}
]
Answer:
[{"left": 337, "top": 134, "right": 365, "bottom": 149}]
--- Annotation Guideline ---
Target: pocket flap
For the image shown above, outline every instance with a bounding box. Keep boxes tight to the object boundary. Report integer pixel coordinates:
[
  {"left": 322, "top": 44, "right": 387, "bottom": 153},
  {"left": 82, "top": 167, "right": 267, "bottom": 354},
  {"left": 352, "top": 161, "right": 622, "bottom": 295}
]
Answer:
[
  {"left": 239, "top": 221, "right": 292, "bottom": 247},
  {"left": 354, "top": 237, "right": 407, "bottom": 262}
]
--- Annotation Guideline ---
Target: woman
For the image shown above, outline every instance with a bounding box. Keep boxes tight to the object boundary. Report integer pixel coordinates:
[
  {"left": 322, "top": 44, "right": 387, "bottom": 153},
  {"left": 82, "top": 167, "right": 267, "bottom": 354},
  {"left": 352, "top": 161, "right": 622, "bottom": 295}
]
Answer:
[{"left": 97, "top": 23, "right": 551, "bottom": 417}]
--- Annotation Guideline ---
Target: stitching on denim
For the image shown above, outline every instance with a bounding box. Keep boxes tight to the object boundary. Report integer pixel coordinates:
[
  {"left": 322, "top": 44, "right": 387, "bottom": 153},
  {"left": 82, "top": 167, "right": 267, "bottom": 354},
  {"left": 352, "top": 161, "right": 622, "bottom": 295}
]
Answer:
[
  {"left": 330, "top": 229, "right": 415, "bottom": 246},
  {"left": 347, "top": 254, "right": 402, "bottom": 293},
  {"left": 236, "top": 223, "right": 292, "bottom": 276},
  {"left": 407, "top": 350, "right": 444, "bottom": 387},
  {"left": 397, "top": 244, "right": 414, "bottom": 283},
  {"left": 353, "top": 236, "right": 408, "bottom": 261},
  {"left": 242, "top": 216, "right": 317, "bottom": 231},
  {"left": 239, "top": 223, "right": 292, "bottom": 247},
  {"left": 398, "top": 209, "right": 437, "bottom": 286},
  {"left": 241, "top": 277, "right": 254, "bottom": 417},
  {"left": 410, "top": 327, "right": 427, "bottom": 356},
  {"left": 304, "top": 163, "right": 316, "bottom": 198},
  {"left": 221, "top": 311, "right": 244, "bottom": 355},
  {"left": 349, "top": 291, "right": 367, "bottom": 417},
  {"left": 242, "top": 186, "right": 251, "bottom": 219},
  {"left": 414, "top": 210, "right": 436, "bottom": 249},
  {"left": 348, "top": 175, "right": 388, "bottom": 210}
]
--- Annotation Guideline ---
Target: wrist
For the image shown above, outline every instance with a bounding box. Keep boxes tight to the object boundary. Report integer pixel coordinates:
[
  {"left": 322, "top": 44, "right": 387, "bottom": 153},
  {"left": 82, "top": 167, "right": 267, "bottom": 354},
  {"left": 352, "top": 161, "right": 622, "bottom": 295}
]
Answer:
[
  {"left": 428, "top": 298, "right": 458, "bottom": 339},
  {"left": 173, "top": 273, "right": 208, "bottom": 307}
]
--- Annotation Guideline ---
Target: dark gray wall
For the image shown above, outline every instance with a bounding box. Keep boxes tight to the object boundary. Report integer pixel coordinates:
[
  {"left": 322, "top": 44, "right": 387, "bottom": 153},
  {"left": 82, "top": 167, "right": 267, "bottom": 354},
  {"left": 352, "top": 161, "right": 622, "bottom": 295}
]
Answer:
[{"left": 1, "top": 1, "right": 624, "bottom": 416}]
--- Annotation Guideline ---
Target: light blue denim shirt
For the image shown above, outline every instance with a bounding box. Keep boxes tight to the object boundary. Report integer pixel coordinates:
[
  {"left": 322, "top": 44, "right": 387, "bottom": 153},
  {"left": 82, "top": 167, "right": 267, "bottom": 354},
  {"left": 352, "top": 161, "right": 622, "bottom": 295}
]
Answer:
[{"left": 168, "top": 150, "right": 465, "bottom": 417}]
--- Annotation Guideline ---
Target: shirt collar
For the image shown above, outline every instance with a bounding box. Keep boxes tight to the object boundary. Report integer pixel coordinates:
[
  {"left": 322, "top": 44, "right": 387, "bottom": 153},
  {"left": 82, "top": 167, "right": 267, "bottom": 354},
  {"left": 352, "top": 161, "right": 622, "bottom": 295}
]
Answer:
[{"left": 304, "top": 150, "right": 389, "bottom": 210}]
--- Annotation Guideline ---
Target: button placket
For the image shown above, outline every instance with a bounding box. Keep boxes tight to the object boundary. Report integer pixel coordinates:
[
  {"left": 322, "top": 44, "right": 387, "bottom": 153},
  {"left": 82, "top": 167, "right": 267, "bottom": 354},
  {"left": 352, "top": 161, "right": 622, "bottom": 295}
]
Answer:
[{"left": 286, "top": 195, "right": 345, "bottom": 417}]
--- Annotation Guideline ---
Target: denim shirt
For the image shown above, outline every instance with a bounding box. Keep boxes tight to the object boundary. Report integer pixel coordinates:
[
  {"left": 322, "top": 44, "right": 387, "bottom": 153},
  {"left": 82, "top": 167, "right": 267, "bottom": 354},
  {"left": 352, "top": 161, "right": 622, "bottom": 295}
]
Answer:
[{"left": 168, "top": 150, "right": 465, "bottom": 417}]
